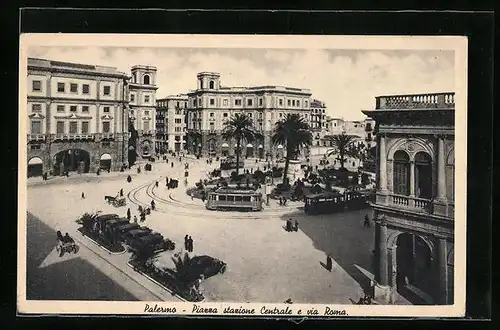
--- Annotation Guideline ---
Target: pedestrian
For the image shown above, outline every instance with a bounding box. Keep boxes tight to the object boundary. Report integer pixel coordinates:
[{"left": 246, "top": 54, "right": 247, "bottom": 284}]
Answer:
[
  {"left": 326, "top": 255, "right": 333, "bottom": 272},
  {"left": 127, "top": 208, "right": 131, "bottom": 221},
  {"left": 184, "top": 235, "right": 189, "bottom": 251},
  {"left": 120, "top": 188, "right": 123, "bottom": 197},
  {"left": 166, "top": 177, "right": 169, "bottom": 186},
  {"left": 155, "top": 181, "right": 159, "bottom": 188},
  {"left": 133, "top": 215, "right": 138, "bottom": 223},
  {"left": 363, "top": 214, "right": 371, "bottom": 228},
  {"left": 286, "top": 219, "right": 292, "bottom": 232},
  {"left": 137, "top": 166, "right": 141, "bottom": 174},
  {"left": 191, "top": 193, "right": 194, "bottom": 201},
  {"left": 81, "top": 192, "right": 85, "bottom": 199},
  {"left": 279, "top": 196, "right": 283, "bottom": 206},
  {"left": 283, "top": 196, "right": 287, "bottom": 206},
  {"left": 201, "top": 194, "right": 206, "bottom": 204},
  {"left": 140, "top": 212, "right": 146, "bottom": 222},
  {"left": 188, "top": 236, "right": 194, "bottom": 252},
  {"left": 151, "top": 199, "right": 156, "bottom": 210},
  {"left": 294, "top": 219, "right": 299, "bottom": 232},
  {"left": 171, "top": 162, "right": 174, "bottom": 168}
]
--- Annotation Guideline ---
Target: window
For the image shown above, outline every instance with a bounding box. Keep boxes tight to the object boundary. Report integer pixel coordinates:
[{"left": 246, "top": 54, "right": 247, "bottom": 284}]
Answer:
[
  {"left": 143, "top": 75, "right": 150, "bottom": 85},
  {"left": 197, "top": 98, "right": 201, "bottom": 107},
  {"left": 70, "top": 83, "right": 78, "bottom": 93},
  {"left": 279, "top": 99, "right": 283, "bottom": 106},
  {"left": 102, "top": 121, "right": 111, "bottom": 133},
  {"left": 144, "top": 110, "right": 149, "bottom": 116},
  {"left": 57, "top": 105, "right": 65, "bottom": 112},
  {"left": 235, "top": 196, "right": 242, "bottom": 202},
  {"left": 82, "top": 105, "right": 89, "bottom": 113},
  {"left": 32, "top": 80, "right": 41, "bottom": 92},
  {"left": 235, "top": 99, "right": 242, "bottom": 106},
  {"left": 81, "top": 121, "right": 89, "bottom": 134},
  {"left": 209, "top": 122, "right": 215, "bottom": 130},
  {"left": 57, "top": 82, "right": 65, "bottom": 93},
  {"left": 82, "top": 84, "right": 90, "bottom": 94},
  {"left": 70, "top": 105, "right": 77, "bottom": 112},
  {"left": 297, "top": 100, "right": 301, "bottom": 107},
  {"left": 223, "top": 112, "right": 228, "bottom": 118},
  {"left": 175, "top": 118, "right": 182, "bottom": 124},
  {"left": 227, "top": 195, "right": 234, "bottom": 202},
  {"left": 287, "top": 99, "right": 291, "bottom": 106},
  {"left": 393, "top": 150, "right": 410, "bottom": 196},
  {"left": 292, "top": 100, "right": 295, "bottom": 106},
  {"left": 258, "top": 112, "right": 263, "bottom": 119},
  {"left": 103, "top": 106, "right": 110, "bottom": 113},
  {"left": 130, "top": 94, "right": 135, "bottom": 102},
  {"left": 103, "top": 86, "right": 111, "bottom": 95},
  {"left": 247, "top": 99, "right": 253, "bottom": 106},
  {"left": 56, "top": 121, "right": 65, "bottom": 134},
  {"left": 32, "top": 104, "right": 42, "bottom": 112},
  {"left": 69, "top": 121, "right": 78, "bottom": 134},
  {"left": 30, "top": 144, "right": 41, "bottom": 150},
  {"left": 175, "top": 127, "right": 182, "bottom": 132},
  {"left": 31, "top": 120, "right": 41, "bottom": 134},
  {"left": 414, "top": 152, "right": 433, "bottom": 199},
  {"left": 223, "top": 99, "right": 228, "bottom": 106},
  {"left": 243, "top": 196, "right": 251, "bottom": 202},
  {"left": 143, "top": 121, "right": 149, "bottom": 131},
  {"left": 144, "top": 95, "right": 150, "bottom": 103},
  {"left": 258, "top": 123, "right": 263, "bottom": 131},
  {"left": 218, "top": 195, "right": 227, "bottom": 201},
  {"left": 209, "top": 112, "right": 214, "bottom": 117},
  {"left": 176, "top": 101, "right": 180, "bottom": 108},
  {"left": 259, "top": 98, "right": 263, "bottom": 106},
  {"left": 210, "top": 98, "right": 215, "bottom": 106},
  {"left": 305, "top": 100, "right": 308, "bottom": 107},
  {"left": 175, "top": 109, "right": 181, "bottom": 115},
  {"left": 248, "top": 113, "right": 252, "bottom": 118},
  {"left": 185, "top": 102, "right": 187, "bottom": 108},
  {"left": 209, "top": 80, "right": 214, "bottom": 89},
  {"left": 279, "top": 113, "right": 283, "bottom": 118}
]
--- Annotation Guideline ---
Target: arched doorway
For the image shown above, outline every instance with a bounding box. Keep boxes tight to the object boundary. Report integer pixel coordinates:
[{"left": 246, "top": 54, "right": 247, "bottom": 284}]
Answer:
[
  {"left": 246, "top": 143, "right": 254, "bottom": 158},
  {"left": 258, "top": 144, "right": 264, "bottom": 159},
  {"left": 221, "top": 143, "right": 229, "bottom": 157},
  {"left": 100, "top": 153, "right": 112, "bottom": 171},
  {"left": 28, "top": 157, "right": 43, "bottom": 177},
  {"left": 53, "top": 149, "right": 90, "bottom": 175},
  {"left": 393, "top": 150, "right": 410, "bottom": 196},
  {"left": 396, "top": 233, "right": 434, "bottom": 303},
  {"left": 141, "top": 140, "right": 151, "bottom": 159},
  {"left": 414, "top": 151, "right": 433, "bottom": 199}
]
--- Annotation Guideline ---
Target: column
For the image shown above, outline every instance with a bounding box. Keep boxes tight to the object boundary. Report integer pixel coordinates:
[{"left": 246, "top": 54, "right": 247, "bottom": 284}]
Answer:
[
  {"left": 409, "top": 161, "right": 415, "bottom": 197},
  {"left": 387, "top": 244, "right": 398, "bottom": 303},
  {"left": 436, "top": 136, "right": 447, "bottom": 201},
  {"left": 436, "top": 236, "right": 449, "bottom": 304},
  {"left": 375, "top": 220, "right": 388, "bottom": 285},
  {"left": 379, "top": 134, "right": 388, "bottom": 193}
]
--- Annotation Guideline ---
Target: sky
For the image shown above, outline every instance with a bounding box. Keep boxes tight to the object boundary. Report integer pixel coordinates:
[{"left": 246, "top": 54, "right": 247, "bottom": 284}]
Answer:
[{"left": 28, "top": 46, "right": 455, "bottom": 121}]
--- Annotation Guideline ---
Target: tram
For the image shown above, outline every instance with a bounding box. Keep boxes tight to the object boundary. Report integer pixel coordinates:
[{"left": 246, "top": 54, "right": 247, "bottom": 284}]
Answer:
[
  {"left": 206, "top": 188, "right": 263, "bottom": 211},
  {"left": 304, "top": 189, "right": 371, "bottom": 215}
]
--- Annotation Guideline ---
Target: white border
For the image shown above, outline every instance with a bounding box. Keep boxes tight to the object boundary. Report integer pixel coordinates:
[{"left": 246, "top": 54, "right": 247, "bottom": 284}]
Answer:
[{"left": 18, "top": 34, "right": 467, "bottom": 317}]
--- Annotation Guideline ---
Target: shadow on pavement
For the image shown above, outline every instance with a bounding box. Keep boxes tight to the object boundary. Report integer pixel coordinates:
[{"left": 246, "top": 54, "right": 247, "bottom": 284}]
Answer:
[
  {"left": 26, "top": 212, "right": 138, "bottom": 301},
  {"left": 281, "top": 208, "right": 375, "bottom": 298}
]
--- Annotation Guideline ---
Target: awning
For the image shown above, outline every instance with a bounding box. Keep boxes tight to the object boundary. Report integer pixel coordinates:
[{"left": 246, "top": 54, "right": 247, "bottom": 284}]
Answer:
[
  {"left": 246, "top": 143, "right": 253, "bottom": 148},
  {"left": 221, "top": 143, "right": 229, "bottom": 148},
  {"left": 100, "top": 153, "right": 112, "bottom": 160},
  {"left": 28, "top": 157, "right": 43, "bottom": 165},
  {"left": 258, "top": 144, "right": 263, "bottom": 148},
  {"left": 277, "top": 145, "right": 283, "bottom": 149}
]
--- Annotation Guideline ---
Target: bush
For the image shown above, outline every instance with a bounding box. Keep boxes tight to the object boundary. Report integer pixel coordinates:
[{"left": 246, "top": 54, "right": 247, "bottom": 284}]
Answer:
[
  {"left": 311, "top": 184, "right": 323, "bottom": 194},
  {"left": 252, "top": 170, "right": 266, "bottom": 183},
  {"left": 210, "top": 169, "right": 222, "bottom": 177}
]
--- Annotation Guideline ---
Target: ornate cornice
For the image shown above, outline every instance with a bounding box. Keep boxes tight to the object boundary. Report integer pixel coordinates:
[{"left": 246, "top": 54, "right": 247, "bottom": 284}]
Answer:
[
  {"left": 100, "top": 114, "right": 114, "bottom": 120},
  {"left": 27, "top": 95, "right": 127, "bottom": 105},
  {"left": 28, "top": 113, "right": 46, "bottom": 119},
  {"left": 53, "top": 113, "right": 93, "bottom": 120}
]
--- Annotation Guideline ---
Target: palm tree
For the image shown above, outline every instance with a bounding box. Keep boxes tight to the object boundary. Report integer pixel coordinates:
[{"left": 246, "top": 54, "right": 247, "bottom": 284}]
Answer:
[
  {"left": 222, "top": 113, "right": 259, "bottom": 175},
  {"left": 271, "top": 114, "right": 312, "bottom": 186},
  {"left": 325, "top": 132, "right": 361, "bottom": 169}
]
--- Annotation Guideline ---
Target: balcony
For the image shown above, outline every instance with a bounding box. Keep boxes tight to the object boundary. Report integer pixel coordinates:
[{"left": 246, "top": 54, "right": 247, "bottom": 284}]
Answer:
[
  {"left": 376, "top": 92, "right": 455, "bottom": 110},
  {"left": 53, "top": 134, "right": 95, "bottom": 141},
  {"left": 101, "top": 133, "right": 115, "bottom": 140},
  {"left": 28, "top": 134, "right": 46, "bottom": 142}
]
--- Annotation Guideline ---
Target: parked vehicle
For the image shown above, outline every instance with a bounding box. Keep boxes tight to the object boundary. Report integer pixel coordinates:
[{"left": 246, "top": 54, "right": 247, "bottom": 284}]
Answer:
[
  {"left": 123, "top": 227, "right": 153, "bottom": 242},
  {"left": 178, "top": 255, "right": 227, "bottom": 283},
  {"left": 127, "top": 232, "right": 175, "bottom": 254}
]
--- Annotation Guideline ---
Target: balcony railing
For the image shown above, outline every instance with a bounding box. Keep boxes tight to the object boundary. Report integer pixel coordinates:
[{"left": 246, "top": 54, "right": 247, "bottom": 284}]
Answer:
[
  {"left": 53, "top": 133, "right": 95, "bottom": 141},
  {"left": 28, "top": 134, "right": 46, "bottom": 142},
  {"left": 101, "top": 133, "right": 115, "bottom": 140},
  {"left": 389, "top": 194, "right": 432, "bottom": 212},
  {"left": 376, "top": 92, "right": 455, "bottom": 110}
]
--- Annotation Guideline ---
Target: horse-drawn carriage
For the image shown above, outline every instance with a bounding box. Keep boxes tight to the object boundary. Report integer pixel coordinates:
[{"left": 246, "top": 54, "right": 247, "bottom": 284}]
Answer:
[
  {"left": 105, "top": 195, "right": 127, "bottom": 207},
  {"left": 56, "top": 231, "right": 79, "bottom": 257}
]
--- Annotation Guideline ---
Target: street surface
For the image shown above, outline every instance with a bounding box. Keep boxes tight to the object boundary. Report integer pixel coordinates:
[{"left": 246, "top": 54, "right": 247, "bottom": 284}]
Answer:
[{"left": 25, "top": 154, "right": 408, "bottom": 304}]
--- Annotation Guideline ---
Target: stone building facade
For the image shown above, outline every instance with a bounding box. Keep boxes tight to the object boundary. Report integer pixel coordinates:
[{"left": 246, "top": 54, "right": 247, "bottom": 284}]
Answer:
[
  {"left": 156, "top": 94, "right": 189, "bottom": 153},
  {"left": 128, "top": 65, "right": 158, "bottom": 159},
  {"left": 185, "top": 72, "right": 312, "bottom": 159},
  {"left": 310, "top": 99, "right": 330, "bottom": 147},
  {"left": 363, "top": 92, "right": 455, "bottom": 305},
  {"left": 26, "top": 58, "right": 129, "bottom": 177}
]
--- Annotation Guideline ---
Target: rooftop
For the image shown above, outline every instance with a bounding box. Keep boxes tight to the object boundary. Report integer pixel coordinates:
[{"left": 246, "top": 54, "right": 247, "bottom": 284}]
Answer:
[{"left": 28, "top": 57, "right": 128, "bottom": 76}]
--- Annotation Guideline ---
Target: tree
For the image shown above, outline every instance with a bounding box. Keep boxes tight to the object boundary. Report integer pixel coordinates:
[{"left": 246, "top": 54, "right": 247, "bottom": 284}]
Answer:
[
  {"left": 325, "top": 133, "right": 361, "bottom": 169},
  {"left": 188, "top": 131, "right": 203, "bottom": 156},
  {"left": 271, "top": 114, "right": 312, "bottom": 186},
  {"left": 222, "top": 113, "right": 260, "bottom": 175}
]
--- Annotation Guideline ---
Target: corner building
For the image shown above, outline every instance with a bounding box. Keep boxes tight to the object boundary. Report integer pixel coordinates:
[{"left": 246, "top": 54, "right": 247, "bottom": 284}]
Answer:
[
  {"left": 363, "top": 92, "right": 455, "bottom": 305},
  {"left": 26, "top": 58, "right": 129, "bottom": 177},
  {"left": 185, "top": 72, "right": 312, "bottom": 159},
  {"left": 128, "top": 65, "right": 158, "bottom": 159},
  {"left": 156, "top": 94, "right": 189, "bottom": 153}
]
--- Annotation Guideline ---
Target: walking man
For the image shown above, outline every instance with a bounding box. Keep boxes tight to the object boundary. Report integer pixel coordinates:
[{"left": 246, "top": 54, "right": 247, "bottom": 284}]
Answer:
[
  {"left": 326, "top": 255, "right": 333, "bottom": 272},
  {"left": 81, "top": 192, "right": 85, "bottom": 199},
  {"left": 294, "top": 219, "right": 299, "bottom": 232},
  {"left": 126, "top": 208, "right": 131, "bottom": 221},
  {"left": 155, "top": 181, "right": 159, "bottom": 188},
  {"left": 184, "top": 235, "right": 189, "bottom": 251},
  {"left": 286, "top": 219, "right": 292, "bottom": 232},
  {"left": 171, "top": 162, "right": 174, "bottom": 168},
  {"left": 188, "top": 236, "right": 194, "bottom": 252},
  {"left": 363, "top": 214, "right": 371, "bottom": 228},
  {"left": 120, "top": 188, "right": 123, "bottom": 197}
]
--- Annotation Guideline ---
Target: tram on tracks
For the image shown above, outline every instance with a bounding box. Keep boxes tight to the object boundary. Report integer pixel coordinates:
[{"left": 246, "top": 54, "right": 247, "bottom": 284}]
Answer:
[
  {"left": 206, "top": 188, "right": 263, "bottom": 211},
  {"left": 304, "top": 189, "right": 372, "bottom": 215}
]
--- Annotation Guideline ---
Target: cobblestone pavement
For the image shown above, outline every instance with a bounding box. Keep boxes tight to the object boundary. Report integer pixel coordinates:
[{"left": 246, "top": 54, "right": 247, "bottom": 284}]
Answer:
[{"left": 26, "top": 156, "right": 409, "bottom": 304}]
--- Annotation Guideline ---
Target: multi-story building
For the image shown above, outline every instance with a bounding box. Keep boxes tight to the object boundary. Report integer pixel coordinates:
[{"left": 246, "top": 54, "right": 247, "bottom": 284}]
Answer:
[
  {"left": 128, "top": 65, "right": 158, "bottom": 159},
  {"left": 156, "top": 94, "right": 188, "bottom": 153},
  {"left": 362, "top": 92, "right": 455, "bottom": 305},
  {"left": 26, "top": 58, "right": 129, "bottom": 177},
  {"left": 185, "top": 72, "right": 312, "bottom": 159},
  {"left": 310, "top": 99, "right": 330, "bottom": 147}
]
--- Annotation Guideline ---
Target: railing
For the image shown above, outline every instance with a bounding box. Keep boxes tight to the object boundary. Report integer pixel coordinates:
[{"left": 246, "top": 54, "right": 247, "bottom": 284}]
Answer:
[
  {"left": 52, "top": 133, "right": 95, "bottom": 141},
  {"left": 28, "top": 134, "right": 46, "bottom": 142},
  {"left": 389, "top": 194, "right": 432, "bottom": 212},
  {"left": 101, "top": 133, "right": 115, "bottom": 140},
  {"left": 376, "top": 92, "right": 455, "bottom": 110}
]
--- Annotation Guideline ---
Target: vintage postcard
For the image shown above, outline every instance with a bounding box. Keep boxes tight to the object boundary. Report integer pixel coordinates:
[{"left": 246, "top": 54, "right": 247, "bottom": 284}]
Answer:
[{"left": 17, "top": 34, "right": 467, "bottom": 317}]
